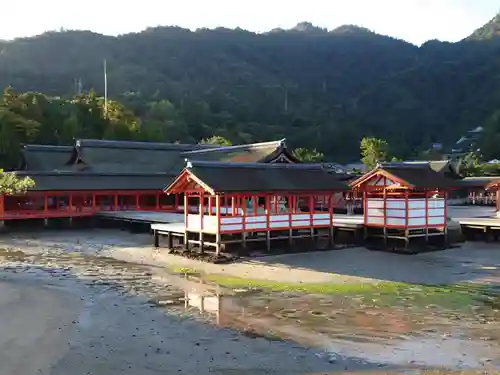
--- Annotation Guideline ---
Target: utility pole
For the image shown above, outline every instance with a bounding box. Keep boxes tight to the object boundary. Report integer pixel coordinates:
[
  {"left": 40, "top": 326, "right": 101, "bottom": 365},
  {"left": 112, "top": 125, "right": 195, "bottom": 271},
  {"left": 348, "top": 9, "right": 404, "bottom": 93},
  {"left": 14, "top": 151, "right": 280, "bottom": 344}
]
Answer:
[
  {"left": 76, "top": 79, "right": 83, "bottom": 95},
  {"left": 103, "top": 59, "right": 108, "bottom": 118},
  {"left": 284, "top": 87, "right": 288, "bottom": 113}
]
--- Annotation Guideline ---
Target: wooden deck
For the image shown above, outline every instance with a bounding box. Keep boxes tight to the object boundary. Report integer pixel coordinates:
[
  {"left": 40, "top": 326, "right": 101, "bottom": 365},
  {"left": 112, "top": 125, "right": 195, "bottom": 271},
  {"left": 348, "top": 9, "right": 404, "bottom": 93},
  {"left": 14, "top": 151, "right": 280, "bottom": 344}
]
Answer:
[
  {"left": 151, "top": 222, "right": 186, "bottom": 248},
  {"left": 455, "top": 216, "right": 500, "bottom": 241},
  {"left": 150, "top": 214, "right": 365, "bottom": 252},
  {"left": 97, "top": 211, "right": 184, "bottom": 224},
  {"left": 456, "top": 217, "right": 500, "bottom": 227}
]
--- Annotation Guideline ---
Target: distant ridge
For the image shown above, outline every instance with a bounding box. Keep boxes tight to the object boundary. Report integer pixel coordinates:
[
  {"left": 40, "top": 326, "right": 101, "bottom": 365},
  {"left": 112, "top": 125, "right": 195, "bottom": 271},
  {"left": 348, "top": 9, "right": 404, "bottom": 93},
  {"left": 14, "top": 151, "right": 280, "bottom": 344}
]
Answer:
[{"left": 467, "top": 12, "right": 500, "bottom": 40}]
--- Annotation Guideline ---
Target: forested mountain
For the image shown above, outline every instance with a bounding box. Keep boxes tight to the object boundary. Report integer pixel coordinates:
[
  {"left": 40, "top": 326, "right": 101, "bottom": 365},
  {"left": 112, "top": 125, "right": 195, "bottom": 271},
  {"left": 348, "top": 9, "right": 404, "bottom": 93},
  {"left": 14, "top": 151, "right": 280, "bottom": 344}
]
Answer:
[{"left": 2, "top": 14, "right": 500, "bottom": 164}]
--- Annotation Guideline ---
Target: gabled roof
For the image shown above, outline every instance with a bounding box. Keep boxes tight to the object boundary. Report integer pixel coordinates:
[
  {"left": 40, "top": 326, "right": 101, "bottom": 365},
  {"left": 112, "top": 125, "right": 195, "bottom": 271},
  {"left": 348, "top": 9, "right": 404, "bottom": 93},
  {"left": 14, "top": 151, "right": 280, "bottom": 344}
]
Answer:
[
  {"left": 72, "top": 139, "right": 215, "bottom": 173},
  {"left": 20, "top": 145, "right": 74, "bottom": 171},
  {"left": 17, "top": 170, "right": 171, "bottom": 191},
  {"left": 350, "top": 162, "right": 456, "bottom": 190},
  {"left": 485, "top": 178, "right": 500, "bottom": 190},
  {"left": 458, "top": 176, "right": 500, "bottom": 189},
  {"left": 180, "top": 139, "right": 299, "bottom": 164},
  {"left": 428, "top": 160, "right": 460, "bottom": 178},
  {"left": 165, "top": 160, "right": 348, "bottom": 195}
]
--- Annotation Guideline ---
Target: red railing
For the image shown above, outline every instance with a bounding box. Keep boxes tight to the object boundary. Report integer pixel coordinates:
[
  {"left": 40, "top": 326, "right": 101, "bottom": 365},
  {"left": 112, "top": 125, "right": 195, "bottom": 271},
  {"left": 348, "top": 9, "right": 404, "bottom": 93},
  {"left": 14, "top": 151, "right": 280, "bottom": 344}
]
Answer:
[{"left": 0, "top": 191, "right": 184, "bottom": 221}]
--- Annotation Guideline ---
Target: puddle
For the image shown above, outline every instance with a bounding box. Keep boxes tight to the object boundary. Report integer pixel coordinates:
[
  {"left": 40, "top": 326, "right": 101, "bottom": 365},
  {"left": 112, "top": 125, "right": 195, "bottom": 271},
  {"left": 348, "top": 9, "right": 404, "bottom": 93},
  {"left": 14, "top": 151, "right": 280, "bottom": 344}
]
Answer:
[{"left": 0, "top": 247, "right": 500, "bottom": 371}]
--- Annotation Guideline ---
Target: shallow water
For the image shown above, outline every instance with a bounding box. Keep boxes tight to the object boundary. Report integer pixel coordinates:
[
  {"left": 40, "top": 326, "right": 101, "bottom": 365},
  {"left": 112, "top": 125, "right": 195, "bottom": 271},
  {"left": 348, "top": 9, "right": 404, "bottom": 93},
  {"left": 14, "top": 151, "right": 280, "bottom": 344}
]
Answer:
[{"left": 0, "top": 247, "right": 499, "bottom": 372}]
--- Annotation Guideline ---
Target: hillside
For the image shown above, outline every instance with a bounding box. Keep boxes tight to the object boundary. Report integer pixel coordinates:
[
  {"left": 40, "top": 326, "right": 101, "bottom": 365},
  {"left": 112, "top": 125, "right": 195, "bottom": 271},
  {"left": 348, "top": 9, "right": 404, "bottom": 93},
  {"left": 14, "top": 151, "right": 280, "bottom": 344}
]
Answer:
[{"left": 1, "top": 16, "right": 500, "bottom": 162}]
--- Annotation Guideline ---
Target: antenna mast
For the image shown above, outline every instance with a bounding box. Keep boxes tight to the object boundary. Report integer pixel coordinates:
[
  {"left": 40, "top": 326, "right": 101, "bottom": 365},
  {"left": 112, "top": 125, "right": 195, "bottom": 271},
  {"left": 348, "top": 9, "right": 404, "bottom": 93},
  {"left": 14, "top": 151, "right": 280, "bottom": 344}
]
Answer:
[{"left": 103, "top": 59, "right": 108, "bottom": 118}]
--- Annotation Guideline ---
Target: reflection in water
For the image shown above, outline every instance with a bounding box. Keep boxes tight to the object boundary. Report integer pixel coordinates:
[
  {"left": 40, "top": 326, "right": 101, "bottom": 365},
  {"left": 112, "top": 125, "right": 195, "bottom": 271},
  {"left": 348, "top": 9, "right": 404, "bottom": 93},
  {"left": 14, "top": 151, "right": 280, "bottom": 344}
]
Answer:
[
  {"left": 184, "top": 289, "right": 222, "bottom": 324},
  {"left": 180, "top": 282, "right": 500, "bottom": 371},
  {"left": 1, "top": 247, "right": 499, "bottom": 372},
  {"left": 182, "top": 274, "right": 224, "bottom": 325}
]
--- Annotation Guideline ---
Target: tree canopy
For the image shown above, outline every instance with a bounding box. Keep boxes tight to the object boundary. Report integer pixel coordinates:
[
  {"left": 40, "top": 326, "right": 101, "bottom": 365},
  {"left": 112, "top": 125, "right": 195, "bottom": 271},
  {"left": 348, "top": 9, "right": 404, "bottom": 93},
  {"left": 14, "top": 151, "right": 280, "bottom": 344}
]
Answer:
[
  {"left": 360, "top": 137, "right": 388, "bottom": 170},
  {"left": 292, "top": 148, "right": 324, "bottom": 163},
  {"left": 2, "top": 15, "right": 500, "bottom": 162},
  {"left": 0, "top": 170, "right": 34, "bottom": 195},
  {"left": 200, "top": 136, "right": 232, "bottom": 146}
]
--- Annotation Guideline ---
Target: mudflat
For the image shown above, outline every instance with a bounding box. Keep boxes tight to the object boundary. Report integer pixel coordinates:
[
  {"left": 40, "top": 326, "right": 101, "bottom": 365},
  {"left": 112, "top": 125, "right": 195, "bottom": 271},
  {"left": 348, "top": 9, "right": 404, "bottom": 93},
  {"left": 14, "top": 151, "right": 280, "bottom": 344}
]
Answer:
[
  {"left": 0, "top": 229, "right": 499, "bottom": 374},
  {"left": 0, "top": 249, "right": 372, "bottom": 374},
  {"left": 2, "top": 229, "right": 499, "bottom": 286}
]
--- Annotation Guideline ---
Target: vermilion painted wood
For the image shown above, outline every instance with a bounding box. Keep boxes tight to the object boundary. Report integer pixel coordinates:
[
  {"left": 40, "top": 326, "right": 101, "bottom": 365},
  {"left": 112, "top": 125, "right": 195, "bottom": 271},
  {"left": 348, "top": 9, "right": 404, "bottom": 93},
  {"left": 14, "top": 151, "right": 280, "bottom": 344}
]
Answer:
[{"left": 352, "top": 169, "right": 448, "bottom": 230}]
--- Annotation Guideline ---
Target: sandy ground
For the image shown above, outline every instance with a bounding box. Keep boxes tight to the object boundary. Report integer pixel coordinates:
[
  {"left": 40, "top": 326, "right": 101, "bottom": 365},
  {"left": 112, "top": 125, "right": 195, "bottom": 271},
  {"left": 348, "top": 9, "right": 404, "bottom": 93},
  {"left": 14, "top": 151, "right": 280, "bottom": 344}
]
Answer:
[
  {"left": 2, "top": 229, "right": 499, "bottom": 286},
  {"left": 0, "top": 229, "right": 499, "bottom": 373},
  {"left": 0, "top": 263, "right": 376, "bottom": 374}
]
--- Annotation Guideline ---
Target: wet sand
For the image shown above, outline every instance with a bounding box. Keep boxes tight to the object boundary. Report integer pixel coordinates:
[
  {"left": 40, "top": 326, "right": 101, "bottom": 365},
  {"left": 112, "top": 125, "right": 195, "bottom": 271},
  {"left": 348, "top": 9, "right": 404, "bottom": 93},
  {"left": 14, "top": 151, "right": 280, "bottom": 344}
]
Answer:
[
  {"left": 2, "top": 229, "right": 500, "bottom": 286},
  {"left": 0, "top": 264, "right": 372, "bottom": 374},
  {"left": 0, "top": 229, "right": 500, "bottom": 373}
]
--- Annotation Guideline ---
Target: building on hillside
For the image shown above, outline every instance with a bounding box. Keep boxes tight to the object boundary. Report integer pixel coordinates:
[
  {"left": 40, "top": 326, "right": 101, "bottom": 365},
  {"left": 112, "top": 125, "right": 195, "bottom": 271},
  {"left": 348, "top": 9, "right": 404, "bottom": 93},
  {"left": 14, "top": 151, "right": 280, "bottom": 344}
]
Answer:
[{"left": 445, "top": 126, "right": 483, "bottom": 158}]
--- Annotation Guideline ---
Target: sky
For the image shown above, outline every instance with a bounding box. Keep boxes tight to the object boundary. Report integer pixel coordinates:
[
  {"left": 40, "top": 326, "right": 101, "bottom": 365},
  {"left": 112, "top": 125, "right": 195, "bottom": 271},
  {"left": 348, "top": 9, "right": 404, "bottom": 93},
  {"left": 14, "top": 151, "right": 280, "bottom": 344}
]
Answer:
[{"left": 1, "top": 0, "right": 499, "bottom": 45}]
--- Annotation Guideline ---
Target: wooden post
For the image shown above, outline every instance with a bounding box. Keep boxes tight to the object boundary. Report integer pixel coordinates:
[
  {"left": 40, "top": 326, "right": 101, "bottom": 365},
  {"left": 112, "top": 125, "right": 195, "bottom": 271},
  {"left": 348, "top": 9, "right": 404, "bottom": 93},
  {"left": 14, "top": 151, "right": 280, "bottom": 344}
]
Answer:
[
  {"left": 424, "top": 190, "right": 429, "bottom": 243},
  {"left": 328, "top": 194, "right": 334, "bottom": 247},
  {"left": 241, "top": 196, "right": 247, "bottom": 249},
  {"left": 167, "top": 232, "right": 173, "bottom": 249},
  {"left": 215, "top": 194, "right": 221, "bottom": 255},
  {"left": 443, "top": 190, "right": 448, "bottom": 245},
  {"left": 0, "top": 195, "right": 4, "bottom": 223},
  {"left": 404, "top": 190, "right": 410, "bottom": 250},
  {"left": 363, "top": 190, "right": 368, "bottom": 240},
  {"left": 156, "top": 192, "right": 160, "bottom": 210},
  {"left": 184, "top": 193, "right": 189, "bottom": 249},
  {"left": 154, "top": 229, "right": 160, "bottom": 248},
  {"left": 383, "top": 189, "right": 388, "bottom": 247},
  {"left": 309, "top": 195, "right": 315, "bottom": 245},
  {"left": 199, "top": 192, "right": 204, "bottom": 254},
  {"left": 114, "top": 194, "right": 118, "bottom": 211},
  {"left": 288, "top": 195, "right": 293, "bottom": 247},
  {"left": 68, "top": 193, "right": 73, "bottom": 216},
  {"left": 265, "top": 195, "right": 271, "bottom": 252}
]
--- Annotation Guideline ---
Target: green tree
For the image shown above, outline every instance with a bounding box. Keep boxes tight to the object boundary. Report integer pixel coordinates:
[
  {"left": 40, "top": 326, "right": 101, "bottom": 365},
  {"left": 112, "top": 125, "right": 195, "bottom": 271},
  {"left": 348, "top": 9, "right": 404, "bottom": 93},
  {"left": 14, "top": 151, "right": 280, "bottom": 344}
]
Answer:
[
  {"left": 141, "top": 100, "right": 188, "bottom": 142},
  {"left": 480, "top": 162, "right": 500, "bottom": 176},
  {"left": 292, "top": 147, "right": 324, "bottom": 162},
  {"left": 479, "top": 109, "right": 500, "bottom": 160},
  {"left": 0, "top": 106, "right": 41, "bottom": 168},
  {"left": 200, "top": 135, "right": 232, "bottom": 146},
  {"left": 456, "top": 152, "right": 482, "bottom": 177},
  {"left": 0, "top": 170, "right": 34, "bottom": 195},
  {"left": 360, "top": 137, "right": 388, "bottom": 169}
]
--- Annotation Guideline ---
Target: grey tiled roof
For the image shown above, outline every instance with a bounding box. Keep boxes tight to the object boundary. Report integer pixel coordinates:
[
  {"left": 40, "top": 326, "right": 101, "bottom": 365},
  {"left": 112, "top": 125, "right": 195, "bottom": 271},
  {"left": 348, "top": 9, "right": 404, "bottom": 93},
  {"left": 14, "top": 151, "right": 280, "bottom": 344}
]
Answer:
[
  {"left": 377, "top": 162, "right": 457, "bottom": 189},
  {"left": 74, "top": 139, "right": 213, "bottom": 173},
  {"left": 20, "top": 145, "right": 74, "bottom": 170},
  {"left": 17, "top": 171, "right": 172, "bottom": 191},
  {"left": 170, "top": 160, "right": 348, "bottom": 193},
  {"left": 180, "top": 140, "right": 298, "bottom": 163}
]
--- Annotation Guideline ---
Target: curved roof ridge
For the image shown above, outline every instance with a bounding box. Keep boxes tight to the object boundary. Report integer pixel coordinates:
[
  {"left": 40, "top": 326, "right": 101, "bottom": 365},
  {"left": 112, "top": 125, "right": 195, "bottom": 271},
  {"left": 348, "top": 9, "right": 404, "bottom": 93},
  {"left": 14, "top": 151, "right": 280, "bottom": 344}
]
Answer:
[
  {"left": 24, "top": 144, "right": 74, "bottom": 152},
  {"left": 185, "top": 159, "right": 325, "bottom": 170},
  {"left": 182, "top": 139, "right": 286, "bottom": 155},
  {"left": 75, "top": 139, "right": 215, "bottom": 151}
]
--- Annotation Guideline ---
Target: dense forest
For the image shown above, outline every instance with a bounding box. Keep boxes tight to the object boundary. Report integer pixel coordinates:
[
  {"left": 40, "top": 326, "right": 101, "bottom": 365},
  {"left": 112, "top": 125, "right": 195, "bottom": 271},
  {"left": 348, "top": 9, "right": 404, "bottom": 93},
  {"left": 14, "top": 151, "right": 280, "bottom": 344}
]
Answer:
[{"left": 2, "top": 13, "right": 500, "bottom": 167}]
